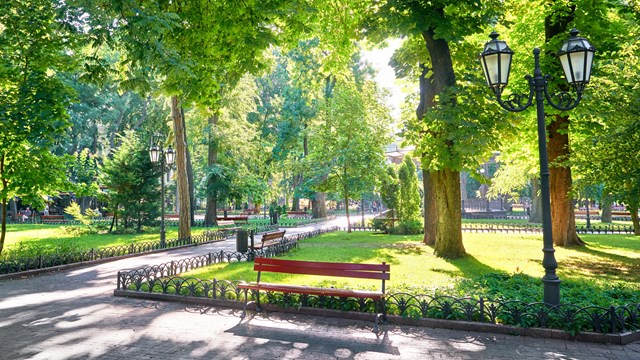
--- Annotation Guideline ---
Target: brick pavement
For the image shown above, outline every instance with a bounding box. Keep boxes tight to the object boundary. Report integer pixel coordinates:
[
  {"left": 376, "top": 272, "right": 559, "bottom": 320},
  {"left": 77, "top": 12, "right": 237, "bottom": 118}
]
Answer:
[{"left": 1, "top": 219, "right": 639, "bottom": 359}]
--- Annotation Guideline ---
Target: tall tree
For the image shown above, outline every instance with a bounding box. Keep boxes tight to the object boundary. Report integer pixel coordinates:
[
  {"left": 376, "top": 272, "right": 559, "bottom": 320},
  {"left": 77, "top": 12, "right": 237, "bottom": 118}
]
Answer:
[
  {"left": 367, "top": 1, "right": 503, "bottom": 257},
  {"left": 0, "top": 0, "right": 78, "bottom": 254},
  {"left": 308, "top": 79, "right": 391, "bottom": 232}
]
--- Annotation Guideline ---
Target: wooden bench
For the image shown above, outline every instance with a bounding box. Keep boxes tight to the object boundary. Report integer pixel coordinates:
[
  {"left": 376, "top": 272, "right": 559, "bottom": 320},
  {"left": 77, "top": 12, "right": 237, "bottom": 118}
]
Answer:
[
  {"left": 286, "top": 211, "right": 310, "bottom": 218},
  {"left": 216, "top": 216, "right": 249, "bottom": 224},
  {"left": 251, "top": 230, "right": 286, "bottom": 250},
  {"left": 40, "top": 215, "right": 66, "bottom": 224},
  {"left": 238, "top": 258, "right": 390, "bottom": 332},
  {"left": 216, "top": 220, "right": 235, "bottom": 227}
]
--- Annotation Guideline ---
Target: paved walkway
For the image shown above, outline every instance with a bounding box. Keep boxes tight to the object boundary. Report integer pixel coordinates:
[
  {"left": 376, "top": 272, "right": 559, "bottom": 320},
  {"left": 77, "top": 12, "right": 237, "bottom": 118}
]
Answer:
[{"left": 1, "top": 218, "right": 639, "bottom": 360}]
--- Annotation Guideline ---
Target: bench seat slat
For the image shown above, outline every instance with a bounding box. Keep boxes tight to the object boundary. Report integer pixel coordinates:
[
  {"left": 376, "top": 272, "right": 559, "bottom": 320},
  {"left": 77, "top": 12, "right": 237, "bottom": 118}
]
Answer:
[
  {"left": 254, "top": 264, "right": 390, "bottom": 280},
  {"left": 237, "top": 282, "right": 384, "bottom": 299}
]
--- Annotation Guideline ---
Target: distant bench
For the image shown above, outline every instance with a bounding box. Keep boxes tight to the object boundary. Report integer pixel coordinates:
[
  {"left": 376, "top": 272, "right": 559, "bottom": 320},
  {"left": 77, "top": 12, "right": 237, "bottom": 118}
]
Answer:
[
  {"left": 251, "top": 230, "right": 286, "bottom": 250},
  {"left": 40, "top": 215, "right": 66, "bottom": 224},
  {"left": 286, "top": 211, "right": 311, "bottom": 219},
  {"left": 217, "top": 216, "right": 249, "bottom": 224},
  {"left": 238, "top": 258, "right": 390, "bottom": 332}
]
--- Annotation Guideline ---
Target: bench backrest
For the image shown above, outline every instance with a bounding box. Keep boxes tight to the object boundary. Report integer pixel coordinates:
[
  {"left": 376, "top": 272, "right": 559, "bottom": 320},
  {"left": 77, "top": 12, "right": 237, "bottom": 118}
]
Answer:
[
  {"left": 261, "top": 231, "right": 286, "bottom": 242},
  {"left": 253, "top": 257, "right": 390, "bottom": 285}
]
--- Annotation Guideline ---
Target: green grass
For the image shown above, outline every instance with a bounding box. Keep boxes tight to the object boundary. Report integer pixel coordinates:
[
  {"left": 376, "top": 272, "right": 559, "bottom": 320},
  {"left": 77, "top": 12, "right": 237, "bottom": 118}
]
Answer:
[
  {"left": 183, "top": 231, "right": 640, "bottom": 305},
  {"left": 1, "top": 224, "right": 210, "bottom": 256}
]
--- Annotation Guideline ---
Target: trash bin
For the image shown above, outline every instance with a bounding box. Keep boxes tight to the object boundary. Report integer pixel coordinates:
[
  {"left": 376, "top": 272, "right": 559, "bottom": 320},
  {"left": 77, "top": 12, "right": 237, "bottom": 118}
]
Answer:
[{"left": 236, "top": 229, "right": 248, "bottom": 253}]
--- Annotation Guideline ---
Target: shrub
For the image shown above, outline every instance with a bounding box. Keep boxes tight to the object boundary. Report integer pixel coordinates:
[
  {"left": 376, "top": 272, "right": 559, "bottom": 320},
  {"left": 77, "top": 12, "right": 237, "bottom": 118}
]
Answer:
[{"left": 390, "top": 219, "right": 423, "bottom": 235}]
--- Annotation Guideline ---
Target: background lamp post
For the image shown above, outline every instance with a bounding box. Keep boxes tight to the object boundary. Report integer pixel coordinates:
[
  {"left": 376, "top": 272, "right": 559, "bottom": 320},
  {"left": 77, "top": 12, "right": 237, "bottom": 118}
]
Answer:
[
  {"left": 149, "top": 138, "right": 176, "bottom": 247},
  {"left": 480, "top": 29, "right": 595, "bottom": 306}
]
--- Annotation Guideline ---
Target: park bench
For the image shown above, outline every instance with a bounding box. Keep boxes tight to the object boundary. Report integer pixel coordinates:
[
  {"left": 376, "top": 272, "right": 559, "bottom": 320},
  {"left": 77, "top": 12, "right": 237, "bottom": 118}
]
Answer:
[
  {"left": 238, "top": 257, "right": 390, "bottom": 332},
  {"left": 216, "top": 220, "right": 235, "bottom": 227},
  {"left": 251, "top": 230, "right": 286, "bottom": 250},
  {"left": 216, "top": 216, "right": 249, "bottom": 224},
  {"left": 40, "top": 215, "right": 66, "bottom": 224},
  {"left": 286, "top": 211, "right": 310, "bottom": 218}
]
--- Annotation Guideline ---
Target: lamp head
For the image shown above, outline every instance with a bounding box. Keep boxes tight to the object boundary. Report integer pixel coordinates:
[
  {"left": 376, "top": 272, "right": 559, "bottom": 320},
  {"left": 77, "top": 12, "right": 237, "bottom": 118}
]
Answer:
[
  {"left": 480, "top": 31, "right": 513, "bottom": 94},
  {"left": 557, "top": 29, "right": 595, "bottom": 92}
]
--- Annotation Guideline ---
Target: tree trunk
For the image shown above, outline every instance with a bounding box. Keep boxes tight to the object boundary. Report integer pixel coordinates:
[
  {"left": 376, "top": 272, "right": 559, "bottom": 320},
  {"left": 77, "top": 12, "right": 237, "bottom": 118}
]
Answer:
[
  {"left": 433, "top": 169, "right": 465, "bottom": 258},
  {"left": 421, "top": 29, "right": 460, "bottom": 255},
  {"left": 548, "top": 114, "right": 583, "bottom": 246},
  {"left": 292, "top": 174, "right": 302, "bottom": 211},
  {"left": 345, "top": 194, "right": 351, "bottom": 233},
  {"left": 182, "top": 108, "right": 195, "bottom": 226},
  {"left": 171, "top": 96, "right": 191, "bottom": 238},
  {"left": 422, "top": 169, "right": 437, "bottom": 245},
  {"left": 600, "top": 193, "right": 613, "bottom": 223},
  {"left": 529, "top": 178, "right": 543, "bottom": 223},
  {"left": 0, "top": 197, "right": 6, "bottom": 255},
  {"left": 629, "top": 205, "right": 640, "bottom": 235},
  {"left": 204, "top": 113, "right": 219, "bottom": 226},
  {"left": 312, "top": 193, "right": 327, "bottom": 218}
]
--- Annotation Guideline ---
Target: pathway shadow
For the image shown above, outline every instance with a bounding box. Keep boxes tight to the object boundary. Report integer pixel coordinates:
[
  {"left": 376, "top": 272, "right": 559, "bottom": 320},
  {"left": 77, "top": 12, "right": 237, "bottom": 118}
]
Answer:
[{"left": 225, "top": 318, "right": 400, "bottom": 357}]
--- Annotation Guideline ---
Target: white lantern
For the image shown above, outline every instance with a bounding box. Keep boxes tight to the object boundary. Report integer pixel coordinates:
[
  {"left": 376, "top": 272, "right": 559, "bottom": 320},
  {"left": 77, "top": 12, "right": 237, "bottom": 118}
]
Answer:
[
  {"left": 479, "top": 32, "right": 513, "bottom": 93},
  {"left": 558, "top": 29, "right": 595, "bottom": 92}
]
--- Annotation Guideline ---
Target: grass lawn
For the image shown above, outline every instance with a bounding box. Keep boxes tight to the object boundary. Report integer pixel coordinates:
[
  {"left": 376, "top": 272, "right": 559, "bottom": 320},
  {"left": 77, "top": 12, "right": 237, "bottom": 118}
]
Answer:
[
  {"left": 1, "top": 223, "right": 211, "bottom": 256},
  {"left": 183, "top": 231, "right": 640, "bottom": 305}
]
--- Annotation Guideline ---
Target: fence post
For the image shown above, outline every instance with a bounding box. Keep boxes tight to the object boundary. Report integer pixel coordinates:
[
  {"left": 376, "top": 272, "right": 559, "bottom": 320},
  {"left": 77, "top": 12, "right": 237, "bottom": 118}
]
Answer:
[{"left": 609, "top": 306, "right": 618, "bottom": 333}]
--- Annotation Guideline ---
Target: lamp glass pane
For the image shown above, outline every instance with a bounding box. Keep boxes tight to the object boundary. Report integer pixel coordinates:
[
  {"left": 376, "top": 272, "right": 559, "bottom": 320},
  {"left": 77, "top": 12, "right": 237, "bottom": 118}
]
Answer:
[
  {"left": 499, "top": 53, "right": 512, "bottom": 84},
  {"left": 149, "top": 146, "right": 160, "bottom": 163},
  {"left": 165, "top": 147, "right": 176, "bottom": 165}
]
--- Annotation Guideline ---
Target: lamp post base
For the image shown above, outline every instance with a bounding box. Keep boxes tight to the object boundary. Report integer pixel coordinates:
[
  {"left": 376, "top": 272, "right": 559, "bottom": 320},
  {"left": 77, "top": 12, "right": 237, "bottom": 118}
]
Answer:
[{"left": 542, "top": 277, "right": 561, "bottom": 306}]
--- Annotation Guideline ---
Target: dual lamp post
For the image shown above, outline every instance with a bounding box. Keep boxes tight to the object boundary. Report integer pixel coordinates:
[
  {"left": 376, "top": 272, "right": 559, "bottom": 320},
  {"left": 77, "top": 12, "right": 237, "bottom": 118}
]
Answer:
[
  {"left": 149, "top": 138, "right": 176, "bottom": 248},
  {"left": 479, "top": 29, "right": 595, "bottom": 305}
]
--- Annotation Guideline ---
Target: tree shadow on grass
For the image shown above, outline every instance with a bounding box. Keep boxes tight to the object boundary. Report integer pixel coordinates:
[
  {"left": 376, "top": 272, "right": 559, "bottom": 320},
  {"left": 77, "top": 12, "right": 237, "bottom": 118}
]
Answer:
[
  {"left": 559, "top": 244, "right": 640, "bottom": 284},
  {"left": 438, "top": 253, "right": 502, "bottom": 280}
]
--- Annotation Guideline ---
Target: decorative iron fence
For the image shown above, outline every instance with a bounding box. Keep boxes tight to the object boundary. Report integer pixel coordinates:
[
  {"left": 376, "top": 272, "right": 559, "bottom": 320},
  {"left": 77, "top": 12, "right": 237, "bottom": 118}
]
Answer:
[
  {"left": 0, "top": 229, "right": 231, "bottom": 275},
  {"left": 348, "top": 222, "right": 636, "bottom": 235},
  {"left": 115, "top": 247, "right": 640, "bottom": 336},
  {"left": 116, "top": 227, "right": 340, "bottom": 291}
]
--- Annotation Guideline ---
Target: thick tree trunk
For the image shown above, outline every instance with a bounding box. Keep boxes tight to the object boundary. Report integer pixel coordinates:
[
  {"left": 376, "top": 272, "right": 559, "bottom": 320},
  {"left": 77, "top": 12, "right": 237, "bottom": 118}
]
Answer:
[
  {"left": 421, "top": 29, "right": 461, "bottom": 256},
  {"left": 601, "top": 193, "right": 613, "bottom": 223},
  {"left": 312, "top": 193, "right": 327, "bottom": 218},
  {"left": 205, "top": 113, "right": 219, "bottom": 226},
  {"left": 548, "top": 115, "right": 583, "bottom": 246},
  {"left": 529, "top": 178, "right": 543, "bottom": 223},
  {"left": 544, "top": 3, "right": 582, "bottom": 246},
  {"left": 629, "top": 206, "right": 640, "bottom": 235},
  {"left": 433, "top": 169, "right": 465, "bottom": 258},
  {"left": 171, "top": 96, "right": 191, "bottom": 238},
  {"left": 422, "top": 170, "right": 437, "bottom": 245}
]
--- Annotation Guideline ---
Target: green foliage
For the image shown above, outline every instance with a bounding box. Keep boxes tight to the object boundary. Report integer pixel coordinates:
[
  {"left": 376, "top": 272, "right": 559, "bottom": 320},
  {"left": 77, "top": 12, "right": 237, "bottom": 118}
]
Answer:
[
  {"left": 389, "top": 219, "right": 424, "bottom": 235},
  {"left": 397, "top": 156, "right": 421, "bottom": 223},
  {"left": 0, "top": 0, "right": 80, "bottom": 254},
  {"left": 100, "top": 131, "right": 160, "bottom": 232},
  {"left": 380, "top": 165, "right": 400, "bottom": 214},
  {"left": 64, "top": 202, "right": 100, "bottom": 233}
]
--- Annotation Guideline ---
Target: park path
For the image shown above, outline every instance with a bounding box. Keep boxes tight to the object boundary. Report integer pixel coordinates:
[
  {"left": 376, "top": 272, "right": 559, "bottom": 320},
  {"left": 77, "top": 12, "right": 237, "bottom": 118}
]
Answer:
[{"left": 0, "top": 217, "right": 639, "bottom": 360}]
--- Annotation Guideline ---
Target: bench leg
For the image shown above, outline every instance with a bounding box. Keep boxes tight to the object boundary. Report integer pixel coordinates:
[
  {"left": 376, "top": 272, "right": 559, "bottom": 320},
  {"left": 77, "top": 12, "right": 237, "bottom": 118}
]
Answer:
[{"left": 240, "top": 289, "right": 249, "bottom": 319}]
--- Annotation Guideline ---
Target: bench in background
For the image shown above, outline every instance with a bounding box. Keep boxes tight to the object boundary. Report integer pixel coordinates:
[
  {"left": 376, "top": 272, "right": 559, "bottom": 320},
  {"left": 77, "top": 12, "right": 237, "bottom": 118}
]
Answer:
[
  {"left": 251, "top": 230, "right": 286, "bottom": 250},
  {"left": 40, "top": 215, "right": 66, "bottom": 224}
]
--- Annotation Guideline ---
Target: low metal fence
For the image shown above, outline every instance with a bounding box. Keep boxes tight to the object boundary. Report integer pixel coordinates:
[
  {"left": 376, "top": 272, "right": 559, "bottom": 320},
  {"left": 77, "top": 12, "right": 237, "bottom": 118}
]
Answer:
[
  {"left": 348, "top": 223, "right": 636, "bottom": 235},
  {"left": 0, "top": 229, "right": 231, "bottom": 275}
]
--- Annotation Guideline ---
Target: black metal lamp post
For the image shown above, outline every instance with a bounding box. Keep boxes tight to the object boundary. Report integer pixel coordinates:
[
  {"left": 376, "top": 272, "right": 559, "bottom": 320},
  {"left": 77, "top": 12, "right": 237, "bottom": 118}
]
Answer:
[
  {"left": 149, "top": 139, "right": 176, "bottom": 248},
  {"left": 480, "top": 29, "right": 595, "bottom": 305}
]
